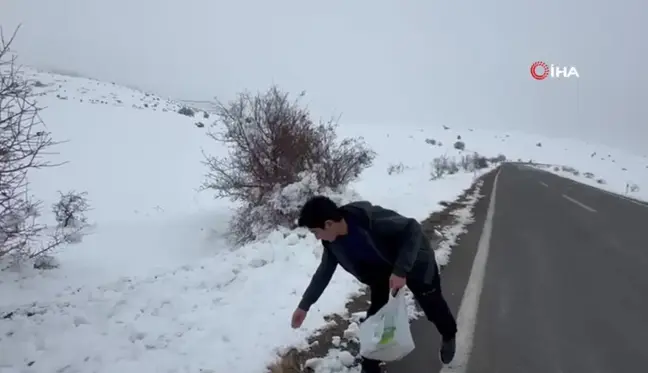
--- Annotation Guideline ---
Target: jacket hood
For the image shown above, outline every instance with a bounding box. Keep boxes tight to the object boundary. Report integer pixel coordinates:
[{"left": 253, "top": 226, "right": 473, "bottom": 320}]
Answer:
[{"left": 339, "top": 201, "right": 374, "bottom": 229}]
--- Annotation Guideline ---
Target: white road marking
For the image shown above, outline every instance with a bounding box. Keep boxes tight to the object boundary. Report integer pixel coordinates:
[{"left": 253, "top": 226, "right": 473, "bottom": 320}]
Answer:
[
  {"left": 562, "top": 194, "right": 597, "bottom": 213},
  {"left": 440, "top": 168, "right": 501, "bottom": 373},
  {"left": 539, "top": 181, "right": 549, "bottom": 187},
  {"left": 532, "top": 167, "right": 647, "bottom": 209}
]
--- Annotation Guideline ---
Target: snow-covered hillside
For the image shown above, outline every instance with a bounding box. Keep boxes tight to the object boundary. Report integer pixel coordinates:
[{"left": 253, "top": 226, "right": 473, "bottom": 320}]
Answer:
[{"left": 1, "top": 67, "right": 647, "bottom": 373}]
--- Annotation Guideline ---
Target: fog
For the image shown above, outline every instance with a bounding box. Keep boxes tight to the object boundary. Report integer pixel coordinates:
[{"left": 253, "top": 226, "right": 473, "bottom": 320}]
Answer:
[{"left": 1, "top": 0, "right": 646, "bottom": 154}]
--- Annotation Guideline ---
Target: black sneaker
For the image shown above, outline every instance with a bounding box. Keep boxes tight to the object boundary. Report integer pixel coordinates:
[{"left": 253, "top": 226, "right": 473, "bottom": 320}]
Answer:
[{"left": 439, "top": 337, "right": 456, "bottom": 364}]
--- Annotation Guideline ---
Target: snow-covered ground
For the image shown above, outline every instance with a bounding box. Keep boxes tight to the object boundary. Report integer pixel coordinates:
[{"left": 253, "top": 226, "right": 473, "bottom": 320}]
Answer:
[{"left": 1, "top": 68, "right": 646, "bottom": 373}]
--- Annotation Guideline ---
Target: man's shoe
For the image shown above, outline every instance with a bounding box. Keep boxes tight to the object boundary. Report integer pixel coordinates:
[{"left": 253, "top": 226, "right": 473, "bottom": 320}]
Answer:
[{"left": 439, "top": 337, "right": 456, "bottom": 364}]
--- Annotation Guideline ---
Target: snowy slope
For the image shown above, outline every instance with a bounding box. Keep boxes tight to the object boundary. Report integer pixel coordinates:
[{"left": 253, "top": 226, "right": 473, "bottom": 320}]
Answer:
[
  {"left": 1, "top": 68, "right": 647, "bottom": 373},
  {"left": 5, "top": 68, "right": 230, "bottom": 294}
]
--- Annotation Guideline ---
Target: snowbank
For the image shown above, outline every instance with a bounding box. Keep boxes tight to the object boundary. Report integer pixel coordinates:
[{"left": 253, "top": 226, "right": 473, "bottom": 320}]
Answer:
[{"left": 0, "top": 230, "right": 362, "bottom": 373}]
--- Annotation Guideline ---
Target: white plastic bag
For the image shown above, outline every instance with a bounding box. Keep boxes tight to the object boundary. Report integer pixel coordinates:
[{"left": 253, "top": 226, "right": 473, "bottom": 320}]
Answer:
[{"left": 358, "top": 289, "right": 415, "bottom": 361}]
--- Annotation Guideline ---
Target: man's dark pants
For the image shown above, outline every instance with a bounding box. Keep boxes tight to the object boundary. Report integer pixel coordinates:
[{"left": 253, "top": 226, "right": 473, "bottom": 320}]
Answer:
[{"left": 360, "top": 269, "right": 457, "bottom": 371}]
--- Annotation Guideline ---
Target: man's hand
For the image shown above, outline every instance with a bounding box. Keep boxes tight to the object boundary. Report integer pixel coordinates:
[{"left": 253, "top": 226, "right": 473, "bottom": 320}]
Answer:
[
  {"left": 389, "top": 274, "right": 406, "bottom": 292},
  {"left": 291, "top": 308, "right": 308, "bottom": 329}
]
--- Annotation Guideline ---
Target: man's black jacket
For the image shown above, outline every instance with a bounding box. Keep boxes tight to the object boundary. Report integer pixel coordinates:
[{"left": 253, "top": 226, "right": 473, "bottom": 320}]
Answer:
[{"left": 298, "top": 201, "right": 438, "bottom": 311}]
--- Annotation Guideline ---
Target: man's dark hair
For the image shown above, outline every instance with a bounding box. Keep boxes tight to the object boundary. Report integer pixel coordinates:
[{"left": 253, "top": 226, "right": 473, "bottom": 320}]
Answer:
[{"left": 298, "top": 195, "right": 344, "bottom": 229}]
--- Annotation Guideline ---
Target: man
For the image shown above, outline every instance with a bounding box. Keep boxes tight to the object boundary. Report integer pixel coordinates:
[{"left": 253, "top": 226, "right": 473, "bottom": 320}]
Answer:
[{"left": 290, "top": 196, "right": 457, "bottom": 373}]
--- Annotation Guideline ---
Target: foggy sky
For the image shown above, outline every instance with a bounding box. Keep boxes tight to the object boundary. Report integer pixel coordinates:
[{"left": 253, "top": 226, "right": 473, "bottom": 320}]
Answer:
[{"left": 1, "top": 0, "right": 646, "bottom": 155}]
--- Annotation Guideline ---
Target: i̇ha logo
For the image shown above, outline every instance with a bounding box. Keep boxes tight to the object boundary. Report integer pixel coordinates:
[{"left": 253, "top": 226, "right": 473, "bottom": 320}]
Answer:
[{"left": 530, "top": 61, "right": 579, "bottom": 80}]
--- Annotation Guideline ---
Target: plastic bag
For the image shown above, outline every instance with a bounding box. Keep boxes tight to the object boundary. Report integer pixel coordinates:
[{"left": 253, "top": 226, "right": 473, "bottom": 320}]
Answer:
[{"left": 358, "top": 289, "right": 415, "bottom": 361}]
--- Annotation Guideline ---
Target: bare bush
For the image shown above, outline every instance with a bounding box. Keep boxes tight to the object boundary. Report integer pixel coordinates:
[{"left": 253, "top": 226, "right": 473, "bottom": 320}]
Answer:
[
  {"left": 560, "top": 166, "right": 580, "bottom": 176},
  {"left": 489, "top": 154, "right": 506, "bottom": 163},
  {"left": 33, "top": 254, "right": 59, "bottom": 269},
  {"left": 458, "top": 153, "right": 490, "bottom": 172},
  {"left": 202, "top": 86, "right": 375, "bottom": 244},
  {"left": 387, "top": 162, "right": 406, "bottom": 175},
  {"left": 0, "top": 28, "right": 89, "bottom": 262},
  {"left": 431, "top": 155, "right": 458, "bottom": 180},
  {"left": 52, "top": 190, "right": 90, "bottom": 229},
  {"left": 627, "top": 183, "right": 640, "bottom": 193},
  {"left": 474, "top": 155, "right": 489, "bottom": 169},
  {"left": 178, "top": 106, "right": 195, "bottom": 117},
  {"left": 431, "top": 152, "right": 495, "bottom": 180},
  {"left": 458, "top": 154, "right": 472, "bottom": 171}
]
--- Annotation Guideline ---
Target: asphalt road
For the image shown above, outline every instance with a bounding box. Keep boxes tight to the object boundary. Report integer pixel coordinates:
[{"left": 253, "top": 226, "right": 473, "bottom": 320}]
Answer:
[{"left": 387, "top": 164, "right": 648, "bottom": 373}]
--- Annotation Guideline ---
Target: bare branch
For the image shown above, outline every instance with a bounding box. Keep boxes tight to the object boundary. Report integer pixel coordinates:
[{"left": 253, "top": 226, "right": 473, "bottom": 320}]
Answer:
[
  {"left": 202, "top": 85, "right": 375, "bottom": 244},
  {"left": 0, "top": 27, "right": 88, "bottom": 263}
]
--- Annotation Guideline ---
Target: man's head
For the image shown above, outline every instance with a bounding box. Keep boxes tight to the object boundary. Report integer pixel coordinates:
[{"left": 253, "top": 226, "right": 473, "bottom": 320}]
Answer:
[{"left": 298, "top": 195, "right": 347, "bottom": 242}]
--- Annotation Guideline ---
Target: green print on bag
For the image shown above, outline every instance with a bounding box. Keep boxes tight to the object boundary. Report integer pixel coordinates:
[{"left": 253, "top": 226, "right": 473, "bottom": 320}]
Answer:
[
  {"left": 377, "top": 312, "right": 397, "bottom": 345},
  {"left": 379, "top": 326, "right": 396, "bottom": 344}
]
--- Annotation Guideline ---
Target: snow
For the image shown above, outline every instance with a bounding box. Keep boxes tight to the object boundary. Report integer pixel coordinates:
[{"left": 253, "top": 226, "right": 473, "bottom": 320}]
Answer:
[
  {"left": 306, "top": 349, "right": 357, "bottom": 373},
  {"left": 2, "top": 231, "right": 363, "bottom": 373},
  {"left": 434, "top": 180, "right": 484, "bottom": 267},
  {"left": 1, "top": 68, "right": 647, "bottom": 373},
  {"left": 537, "top": 165, "right": 648, "bottom": 203}
]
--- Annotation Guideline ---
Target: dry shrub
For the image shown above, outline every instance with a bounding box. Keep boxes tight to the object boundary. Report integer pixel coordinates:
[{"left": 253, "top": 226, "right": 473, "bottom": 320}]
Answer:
[
  {"left": 0, "top": 27, "right": 90, "bottom": 263},
  {"left": 387, "top": 162, "right": 406, "bottom": 175},
  {"left": 431, "top": 155, "right": 457, "bottom": 179},
  {"left": 202, "top": 86, "right": 375, "bottom": 244},
  {"left": 431, "top": 152, "right": 494, "bottom": 180}
]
